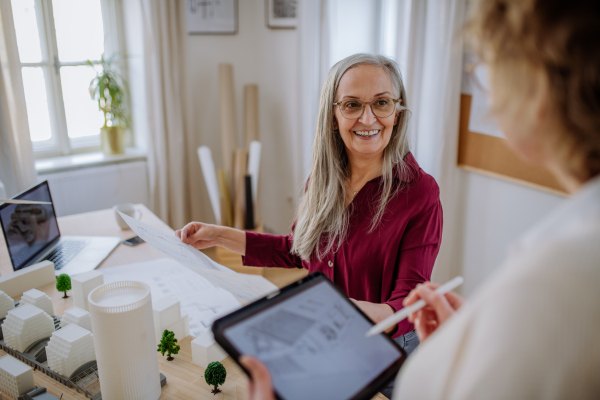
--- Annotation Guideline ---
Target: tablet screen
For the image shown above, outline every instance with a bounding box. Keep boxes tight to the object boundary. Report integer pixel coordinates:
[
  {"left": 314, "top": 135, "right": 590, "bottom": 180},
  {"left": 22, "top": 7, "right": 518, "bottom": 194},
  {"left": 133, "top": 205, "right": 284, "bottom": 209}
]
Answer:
[{"left": 222, "top": 280, "right": 402, "bottom": 400}]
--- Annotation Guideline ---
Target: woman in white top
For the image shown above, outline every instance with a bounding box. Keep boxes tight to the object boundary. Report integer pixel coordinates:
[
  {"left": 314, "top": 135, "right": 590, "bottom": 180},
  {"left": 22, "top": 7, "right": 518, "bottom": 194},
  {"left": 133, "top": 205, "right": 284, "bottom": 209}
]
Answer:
[{"left": 238, "top": 0, "right": 600, "bottom": 398}]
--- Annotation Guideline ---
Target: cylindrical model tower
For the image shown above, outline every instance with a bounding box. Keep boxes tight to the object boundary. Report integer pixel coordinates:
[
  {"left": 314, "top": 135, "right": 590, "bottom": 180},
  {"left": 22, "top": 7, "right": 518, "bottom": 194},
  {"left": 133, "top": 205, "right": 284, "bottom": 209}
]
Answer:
[{"left": 88, "top": 281, "right": 160, "bottom": 400}]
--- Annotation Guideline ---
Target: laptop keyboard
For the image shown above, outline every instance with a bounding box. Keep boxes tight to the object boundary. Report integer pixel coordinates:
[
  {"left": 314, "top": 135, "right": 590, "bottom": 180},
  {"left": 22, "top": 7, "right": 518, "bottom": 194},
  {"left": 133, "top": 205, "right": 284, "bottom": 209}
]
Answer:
[{"left": 43, "top": 239, "right": 88, "bottom": 270}]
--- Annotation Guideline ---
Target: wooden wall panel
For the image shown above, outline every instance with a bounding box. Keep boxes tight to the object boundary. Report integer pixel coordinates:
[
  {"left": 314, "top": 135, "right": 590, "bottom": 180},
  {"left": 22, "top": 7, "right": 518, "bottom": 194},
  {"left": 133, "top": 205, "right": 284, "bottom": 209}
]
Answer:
[{"left": 457, "top": 94, "right": 567, "bottom": 195}]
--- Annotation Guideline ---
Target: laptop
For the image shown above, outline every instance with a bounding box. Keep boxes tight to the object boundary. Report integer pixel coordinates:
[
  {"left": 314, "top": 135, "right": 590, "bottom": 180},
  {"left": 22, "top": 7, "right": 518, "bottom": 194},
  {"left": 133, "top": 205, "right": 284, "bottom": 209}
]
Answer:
[{"left": 0, "top": 181, "right": 121, "bottom": 276}]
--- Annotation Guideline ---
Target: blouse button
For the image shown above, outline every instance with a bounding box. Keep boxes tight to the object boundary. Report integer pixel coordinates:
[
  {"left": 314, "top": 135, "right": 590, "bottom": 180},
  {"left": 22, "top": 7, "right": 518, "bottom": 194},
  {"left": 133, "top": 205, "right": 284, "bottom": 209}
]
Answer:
[{"left": 328, "top": 260, "right": 333, "bottom": 267}]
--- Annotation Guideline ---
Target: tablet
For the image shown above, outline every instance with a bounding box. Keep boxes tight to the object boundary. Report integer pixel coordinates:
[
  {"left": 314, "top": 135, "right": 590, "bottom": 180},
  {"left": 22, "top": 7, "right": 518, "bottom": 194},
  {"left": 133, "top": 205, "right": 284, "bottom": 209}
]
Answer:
[{"left": 212, "top": 272, "right": 406, "bottom": 400}]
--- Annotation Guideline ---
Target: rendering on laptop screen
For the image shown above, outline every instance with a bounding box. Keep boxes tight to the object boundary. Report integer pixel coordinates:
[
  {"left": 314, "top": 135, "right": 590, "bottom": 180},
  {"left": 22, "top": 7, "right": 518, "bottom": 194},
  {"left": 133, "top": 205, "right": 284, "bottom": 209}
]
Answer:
[{"left": 0, "top": 182, "right": 60, "bottom": 271}]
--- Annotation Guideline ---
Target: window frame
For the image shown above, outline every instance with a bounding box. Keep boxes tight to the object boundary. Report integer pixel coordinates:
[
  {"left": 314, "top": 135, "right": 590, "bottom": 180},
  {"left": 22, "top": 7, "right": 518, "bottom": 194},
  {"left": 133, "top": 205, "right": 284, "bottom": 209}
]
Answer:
[{"left": 14, "top": 0, "right": 127, "bottom": 159}]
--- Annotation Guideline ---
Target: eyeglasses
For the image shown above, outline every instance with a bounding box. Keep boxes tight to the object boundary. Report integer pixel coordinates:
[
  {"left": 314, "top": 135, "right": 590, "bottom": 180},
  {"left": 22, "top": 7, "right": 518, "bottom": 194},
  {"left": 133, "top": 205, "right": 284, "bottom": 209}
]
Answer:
[
  {"left": 333, "top": 98, "right": 401, "bottom": 119},
  {"left": 466, "top": 61, "right": 491, "bottom": 93}
]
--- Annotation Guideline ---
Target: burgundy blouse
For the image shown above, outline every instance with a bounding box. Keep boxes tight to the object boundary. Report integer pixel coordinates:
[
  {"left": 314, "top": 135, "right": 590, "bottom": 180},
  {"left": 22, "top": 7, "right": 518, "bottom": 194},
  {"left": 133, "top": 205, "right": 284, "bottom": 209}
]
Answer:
[{"left": 242, "top": 153, "right": 443, "bottom": 338}]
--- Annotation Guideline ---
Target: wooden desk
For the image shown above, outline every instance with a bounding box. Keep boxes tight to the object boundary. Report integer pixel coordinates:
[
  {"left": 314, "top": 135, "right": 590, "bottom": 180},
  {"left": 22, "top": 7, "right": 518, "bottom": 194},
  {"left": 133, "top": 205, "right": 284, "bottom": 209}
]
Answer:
[{"left": 0, "top": 206, "right": 385, "bottom": 400}]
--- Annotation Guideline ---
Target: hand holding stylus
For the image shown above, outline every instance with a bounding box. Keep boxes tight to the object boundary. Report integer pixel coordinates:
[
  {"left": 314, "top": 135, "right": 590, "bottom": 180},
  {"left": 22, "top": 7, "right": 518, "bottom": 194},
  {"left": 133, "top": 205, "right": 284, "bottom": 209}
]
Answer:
[
  {"left": 404, "top": 281, "right": 466, "bottom": 342},
  {"left": 366, "top": 277, "right": 464, "bottom": 338}
]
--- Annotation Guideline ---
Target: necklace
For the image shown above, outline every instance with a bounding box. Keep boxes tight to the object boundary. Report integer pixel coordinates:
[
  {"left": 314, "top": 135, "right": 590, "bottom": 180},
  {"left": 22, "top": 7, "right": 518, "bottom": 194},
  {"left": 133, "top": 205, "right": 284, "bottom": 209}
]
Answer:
[{"left": 352, "top": 190, "right": 359, "bottom": 199}]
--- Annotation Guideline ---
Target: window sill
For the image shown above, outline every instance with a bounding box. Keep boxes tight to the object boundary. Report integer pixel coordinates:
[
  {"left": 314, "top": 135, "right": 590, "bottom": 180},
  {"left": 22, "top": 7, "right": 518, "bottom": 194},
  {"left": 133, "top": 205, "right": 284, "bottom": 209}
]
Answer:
[{"left": 35, "top": 148, "right": 147, "bottom": 174}]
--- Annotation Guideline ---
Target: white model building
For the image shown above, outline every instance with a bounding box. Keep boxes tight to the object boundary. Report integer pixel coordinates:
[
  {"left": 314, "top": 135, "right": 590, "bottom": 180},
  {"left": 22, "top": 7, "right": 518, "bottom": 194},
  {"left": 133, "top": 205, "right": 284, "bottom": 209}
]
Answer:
[
  {"left": 0, "top": 290, "right": 14, "bottom": 320},
  {"left": 191, "top": 330, "right": 227, "bottom": 368},
  {"left": 61, "top": 307, "right": 93, "bottom": 333},
  {"left": 46, "top": 324, "right": 96, "bottom": 377},
  {"left": 152, "top": 297, "right": 190, "bottom": 345},
  {"left": 0, "top": 355, "right": 35, "bottom": 399},
  {"left": 72, "top": 270, "right": 104, "bottom": 311},
  {"left": 2, "top": 304, "right": 54, "bottom": 352},
  {"left": 20, "top": 288, "right": 54, "bottom": 317},
  {"left": 89, "top": 281, "right": 161, "bottom": 400}
]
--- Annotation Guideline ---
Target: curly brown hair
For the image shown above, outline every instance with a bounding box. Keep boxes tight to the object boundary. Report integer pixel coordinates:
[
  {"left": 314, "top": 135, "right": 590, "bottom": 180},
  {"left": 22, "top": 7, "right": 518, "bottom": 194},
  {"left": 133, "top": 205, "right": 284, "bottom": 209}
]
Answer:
[{"left": 464, "top": 0, "right": 600, "bottom": 182}]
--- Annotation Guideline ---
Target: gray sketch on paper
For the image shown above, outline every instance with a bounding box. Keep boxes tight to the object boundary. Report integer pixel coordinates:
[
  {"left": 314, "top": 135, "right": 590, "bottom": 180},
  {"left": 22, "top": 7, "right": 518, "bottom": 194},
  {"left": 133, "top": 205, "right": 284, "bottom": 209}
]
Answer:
[
  {"left": 267, "top": 0, "right": 298, "bottom": 28},
  {"left": 273, "top": 0, "right": 297, "bottom": 18},
  {"left": 186, "top": 0, "right": 237, "bottom": 34}
]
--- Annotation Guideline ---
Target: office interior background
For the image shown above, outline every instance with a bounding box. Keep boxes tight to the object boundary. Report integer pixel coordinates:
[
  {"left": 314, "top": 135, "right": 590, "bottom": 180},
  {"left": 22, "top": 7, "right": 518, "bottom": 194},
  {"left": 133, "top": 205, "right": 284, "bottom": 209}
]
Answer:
[{"left": 0, "top": 0, "right": 564, "bottom": 296}]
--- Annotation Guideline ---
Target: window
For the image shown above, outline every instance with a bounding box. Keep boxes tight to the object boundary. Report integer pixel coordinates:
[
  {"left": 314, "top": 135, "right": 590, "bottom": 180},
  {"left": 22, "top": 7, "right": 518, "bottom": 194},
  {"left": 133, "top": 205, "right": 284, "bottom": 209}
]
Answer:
[{"left": 11, "top": 0, "right": 125, "bottom": 158}]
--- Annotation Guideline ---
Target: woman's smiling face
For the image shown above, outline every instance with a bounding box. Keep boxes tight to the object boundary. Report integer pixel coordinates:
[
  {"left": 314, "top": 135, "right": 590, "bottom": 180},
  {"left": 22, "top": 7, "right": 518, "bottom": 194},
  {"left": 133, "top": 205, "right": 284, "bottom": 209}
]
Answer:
[{"left": 333, "top": 64, "right": 398, "bottom": 160}]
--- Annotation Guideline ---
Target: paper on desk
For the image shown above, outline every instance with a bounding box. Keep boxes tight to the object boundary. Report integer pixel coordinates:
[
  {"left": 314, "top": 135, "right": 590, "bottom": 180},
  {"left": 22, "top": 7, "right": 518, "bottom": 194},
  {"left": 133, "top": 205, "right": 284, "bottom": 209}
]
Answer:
[
  {"left": 118, "top": 212, "right": 233, "bottom": 273},
  {"left": 101, "top": 258, "right": 241, "bottom": 338},
  {"left": 184, "top": 264, "right": 278, "bottom": 303},
  {"left": 118, "top": 212, "right": 278, "bottom": 302}
]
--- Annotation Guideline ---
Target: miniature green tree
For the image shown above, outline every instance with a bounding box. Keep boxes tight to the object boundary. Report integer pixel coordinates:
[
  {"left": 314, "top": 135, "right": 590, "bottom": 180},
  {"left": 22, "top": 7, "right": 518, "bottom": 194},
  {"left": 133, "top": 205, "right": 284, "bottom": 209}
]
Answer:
[
  {"left": 157, "top": 330, "right": 180, "bottom": 361},
  {"left": 204, "top": 361, "right": 227, "bottom": 394},
  {"left": 56, "top": 274, "right": 72, "bottom": 298}
]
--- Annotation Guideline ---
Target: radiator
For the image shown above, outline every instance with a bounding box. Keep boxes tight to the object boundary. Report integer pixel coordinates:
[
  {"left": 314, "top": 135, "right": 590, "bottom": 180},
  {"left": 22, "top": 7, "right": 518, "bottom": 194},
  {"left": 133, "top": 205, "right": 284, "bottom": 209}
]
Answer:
[{"left": 38, "top": 161, "right": 149, "bottom": 217}]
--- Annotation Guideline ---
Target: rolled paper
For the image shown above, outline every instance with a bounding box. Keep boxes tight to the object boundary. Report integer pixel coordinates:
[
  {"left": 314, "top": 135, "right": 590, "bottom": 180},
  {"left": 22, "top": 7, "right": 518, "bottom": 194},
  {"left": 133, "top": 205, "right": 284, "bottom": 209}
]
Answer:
[
  {"left": 244, "top": 174, "right": 254, "bottom": 230},
  {"left": 233, "top": 150, "right": 248, "bottom": 230},
  {"left": 217, "top": 169, "right": 233, "bottom": 227},
  {"left": 244, "top": 84, "right": 259, "bottom": 149},
  {"left": 247, "top": 141, "right": 262, "bottom": 210},
  {"left": 219, "top": 197, "right": 228, "bottom": 228},
  {"left": 219, "top": 63, "right": 238, "bottom": 192},
  {"left": 197, "top": 146, "right": 221, "bottom": 225}
]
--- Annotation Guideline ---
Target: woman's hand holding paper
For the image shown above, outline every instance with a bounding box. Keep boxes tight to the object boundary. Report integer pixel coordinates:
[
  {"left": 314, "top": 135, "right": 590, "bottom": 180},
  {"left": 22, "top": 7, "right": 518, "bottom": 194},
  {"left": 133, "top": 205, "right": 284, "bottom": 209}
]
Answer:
[
  {"left": 176, "top": 222, "right": 220, "bottom": 249},
  {"left": 176, "top": 222, "right": 247, "bottom": 255},
  {"left": 403, "top": 282, "right": 465, "bottom": 342}
]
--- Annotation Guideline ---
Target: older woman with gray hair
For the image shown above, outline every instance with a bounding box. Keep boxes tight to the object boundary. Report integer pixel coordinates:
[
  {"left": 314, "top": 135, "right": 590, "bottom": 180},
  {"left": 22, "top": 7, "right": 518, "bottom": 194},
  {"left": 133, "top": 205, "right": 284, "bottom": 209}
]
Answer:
[{"left": 177, "top": 54, "right": 442, "bottom": 371}]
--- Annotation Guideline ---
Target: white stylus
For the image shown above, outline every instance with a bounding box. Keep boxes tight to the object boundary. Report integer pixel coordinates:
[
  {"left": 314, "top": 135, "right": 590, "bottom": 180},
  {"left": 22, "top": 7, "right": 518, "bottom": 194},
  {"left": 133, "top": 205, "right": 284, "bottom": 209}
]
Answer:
[{"left": 365, "top": 276, "right": 464, "bottom": 337}]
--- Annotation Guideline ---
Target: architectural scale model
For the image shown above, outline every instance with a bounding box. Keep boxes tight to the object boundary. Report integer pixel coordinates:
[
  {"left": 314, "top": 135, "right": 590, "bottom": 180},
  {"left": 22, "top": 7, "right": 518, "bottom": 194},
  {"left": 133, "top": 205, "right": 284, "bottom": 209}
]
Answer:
[
  {"left": 60, "top": 307, "right": 93, "bottom": 333},
  {"left": 88, "top": 280, "right": 162, "bottom": 400},
  {"left": 191, "top": 330, "right": 227, "bottom": 368},
  {"left": 20, "top": 289, "right": 55, "bottom": 317},
  {"left": 152, "top": 297, "right": 189, "bottom": 346},
  {"left": 0, "top": 260, "right": 55, "bottom": 299},
  {"left": 1, "top": 304, "right": 54, "bottom": 353},
  {"left": 0, "top": 354, "right": 35, "bottom": 399},
  {"left": 46, "top": 324, "right": 96, "bottom": 378},
  {"left": 0, "top": 290, "right": 14, "bottom": 320},
  {"left": 72, "top": 271, "right": 104, "bottom": 311}
]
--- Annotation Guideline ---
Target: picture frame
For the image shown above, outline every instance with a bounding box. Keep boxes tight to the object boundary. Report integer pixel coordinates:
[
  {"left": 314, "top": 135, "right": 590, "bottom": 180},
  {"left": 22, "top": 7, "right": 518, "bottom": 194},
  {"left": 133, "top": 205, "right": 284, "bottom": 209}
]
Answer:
[
  {"left": 186, "top": 0, "right": 238, "bottom": 35},
  {"left": 266, "top": 0, "right": 298, "bottom": 29}
]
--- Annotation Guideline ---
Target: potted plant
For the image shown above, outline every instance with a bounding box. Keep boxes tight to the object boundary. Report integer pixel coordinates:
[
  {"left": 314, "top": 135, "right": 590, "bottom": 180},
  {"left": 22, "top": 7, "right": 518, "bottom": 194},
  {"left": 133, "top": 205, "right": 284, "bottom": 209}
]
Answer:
[{"left": 88, "top": 54, "right": 129, "bottom": 154}]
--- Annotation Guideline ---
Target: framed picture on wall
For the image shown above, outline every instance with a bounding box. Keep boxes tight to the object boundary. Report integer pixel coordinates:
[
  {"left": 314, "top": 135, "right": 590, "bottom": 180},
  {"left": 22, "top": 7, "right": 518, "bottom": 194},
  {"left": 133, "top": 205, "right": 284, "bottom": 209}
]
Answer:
[
  {"left": 186, "top": 0, "right": 238, "bottom": 34},
  {"left": 266, "top": 0, "right": 298, "bottom": 29}
]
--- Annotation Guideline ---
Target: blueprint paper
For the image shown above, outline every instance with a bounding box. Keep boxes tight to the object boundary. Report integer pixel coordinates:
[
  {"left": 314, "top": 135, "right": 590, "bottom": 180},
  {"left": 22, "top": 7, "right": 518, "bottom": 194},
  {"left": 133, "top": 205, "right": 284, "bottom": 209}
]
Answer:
[
  {"left": 119, "top": 212, "right": 233, "bottom": 273},
  {"left": 101, "top": 258, "right": 241, "bottom": 338},
  {"left": 184, "top": 264, "right": 278, "bottom": 303},
  {"left": 118, "top": 212, "right": 278, "bottom": 302}
]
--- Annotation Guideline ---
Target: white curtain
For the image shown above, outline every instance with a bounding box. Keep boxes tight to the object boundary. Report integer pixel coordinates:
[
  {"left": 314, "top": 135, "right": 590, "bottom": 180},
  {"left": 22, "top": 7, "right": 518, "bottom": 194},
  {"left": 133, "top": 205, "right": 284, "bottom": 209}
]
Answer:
[
  {"left": 395, "top": 0, "right": 467, "bottom": 284},
  {"left": 0, "top": 0, "right": 36, "bottom": 196},
  {"left": 139, "top": 0, "right": 198, "bottom": 229},
  {"left": 294, "top": 0, "right": 332, "bottom": 200}
]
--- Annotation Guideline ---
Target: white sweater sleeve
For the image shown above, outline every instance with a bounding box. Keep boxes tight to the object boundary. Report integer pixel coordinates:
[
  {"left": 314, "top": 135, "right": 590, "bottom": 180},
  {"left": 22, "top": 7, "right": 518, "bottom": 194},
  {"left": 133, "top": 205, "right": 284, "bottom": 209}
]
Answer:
[{"left": 393, "top": 232, "right": 600, "bottom": 400}]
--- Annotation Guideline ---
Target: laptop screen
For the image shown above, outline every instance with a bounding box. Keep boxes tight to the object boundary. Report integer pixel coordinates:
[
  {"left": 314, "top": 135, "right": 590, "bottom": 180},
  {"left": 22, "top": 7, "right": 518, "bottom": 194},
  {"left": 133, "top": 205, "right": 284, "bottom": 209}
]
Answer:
[{"left": 0, "top": 181, "right": 60, "bottom": 271}]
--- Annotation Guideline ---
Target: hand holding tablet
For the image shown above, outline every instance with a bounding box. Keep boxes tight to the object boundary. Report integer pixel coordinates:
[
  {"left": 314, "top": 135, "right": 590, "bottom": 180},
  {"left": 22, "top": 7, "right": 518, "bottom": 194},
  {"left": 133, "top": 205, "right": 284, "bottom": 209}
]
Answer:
[{"left": 212, "top": 273, "right": 406, "bottom": 400}]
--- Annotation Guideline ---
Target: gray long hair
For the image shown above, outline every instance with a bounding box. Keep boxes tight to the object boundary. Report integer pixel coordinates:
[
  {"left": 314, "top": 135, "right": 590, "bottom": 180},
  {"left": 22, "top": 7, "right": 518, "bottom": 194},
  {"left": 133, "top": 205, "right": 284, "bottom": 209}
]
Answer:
[{"left": 291, "top": 54, "right": 411, "bottom": 261}]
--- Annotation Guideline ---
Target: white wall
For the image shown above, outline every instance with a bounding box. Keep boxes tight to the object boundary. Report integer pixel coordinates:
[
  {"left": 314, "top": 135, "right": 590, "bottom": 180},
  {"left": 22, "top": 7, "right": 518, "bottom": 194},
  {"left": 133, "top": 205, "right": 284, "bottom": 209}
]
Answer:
[
  {"left": 455, "top": 171, "right": 564, "bottom": 295},
  {"left": 184, "top": 0, "right": 299, "bottom": 234},
  {"left": 39, "top": 161, "right": 149, "bottom": 217}
]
